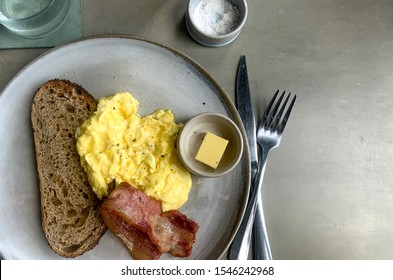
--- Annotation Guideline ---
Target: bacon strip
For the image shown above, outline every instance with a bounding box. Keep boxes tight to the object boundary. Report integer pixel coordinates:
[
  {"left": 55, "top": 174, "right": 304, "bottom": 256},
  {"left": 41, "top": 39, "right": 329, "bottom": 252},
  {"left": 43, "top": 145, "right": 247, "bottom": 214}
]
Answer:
[
  {"left": 100, "top": 182, "right": 199, "bottom": 259},
  {"left": 100, "top": 208, "right": 163, "bottom": 260}
]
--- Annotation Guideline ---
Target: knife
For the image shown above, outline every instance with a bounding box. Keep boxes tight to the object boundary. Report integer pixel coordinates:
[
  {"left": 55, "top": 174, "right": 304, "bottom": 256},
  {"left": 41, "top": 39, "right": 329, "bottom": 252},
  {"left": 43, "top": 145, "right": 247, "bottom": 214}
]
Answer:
[{"left": 228, "top": 55, "right": 272, "bottom": 260}]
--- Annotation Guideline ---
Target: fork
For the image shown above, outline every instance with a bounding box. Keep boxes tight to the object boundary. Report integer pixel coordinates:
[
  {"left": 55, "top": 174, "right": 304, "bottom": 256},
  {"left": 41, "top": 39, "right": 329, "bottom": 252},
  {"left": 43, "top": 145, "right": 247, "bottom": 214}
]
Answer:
[{"left": 228, "top": 90, "right": 296, "bottom": 259}]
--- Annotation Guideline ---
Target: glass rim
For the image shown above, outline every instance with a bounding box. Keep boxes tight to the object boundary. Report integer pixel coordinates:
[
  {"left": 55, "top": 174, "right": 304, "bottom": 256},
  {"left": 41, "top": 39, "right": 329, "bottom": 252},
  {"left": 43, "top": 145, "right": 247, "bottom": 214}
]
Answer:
[{"left": 0, "top": 0, "right": 55, "bottom": 23}]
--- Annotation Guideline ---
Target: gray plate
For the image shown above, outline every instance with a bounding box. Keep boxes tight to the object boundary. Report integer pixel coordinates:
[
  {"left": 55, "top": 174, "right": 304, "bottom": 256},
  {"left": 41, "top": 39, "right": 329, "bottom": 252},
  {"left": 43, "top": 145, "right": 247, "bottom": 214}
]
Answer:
[{"left": 0, "top": 35, "right": 250, "bottom": 260}]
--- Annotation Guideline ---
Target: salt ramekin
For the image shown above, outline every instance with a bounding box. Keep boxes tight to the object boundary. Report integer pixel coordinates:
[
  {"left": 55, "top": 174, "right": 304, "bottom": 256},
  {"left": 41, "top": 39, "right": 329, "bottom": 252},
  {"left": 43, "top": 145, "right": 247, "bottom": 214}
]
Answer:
[{"left": 185, "top": 0, "right": 248, "bottom": 47}]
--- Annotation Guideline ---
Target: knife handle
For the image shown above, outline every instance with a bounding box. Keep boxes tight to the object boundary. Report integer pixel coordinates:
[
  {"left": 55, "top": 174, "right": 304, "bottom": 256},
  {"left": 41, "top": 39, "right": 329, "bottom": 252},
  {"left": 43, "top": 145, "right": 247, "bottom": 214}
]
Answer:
[{"left": 252, "top": 190, "right": 273, "bottom": 259}]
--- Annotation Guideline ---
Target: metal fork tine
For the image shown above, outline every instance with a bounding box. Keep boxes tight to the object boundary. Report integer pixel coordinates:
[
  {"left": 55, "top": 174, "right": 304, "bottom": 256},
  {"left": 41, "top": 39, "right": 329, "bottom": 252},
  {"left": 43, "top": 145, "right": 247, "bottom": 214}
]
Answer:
[
  {"left": 260, "top": 90, "right": 279, "bottom": 127},
  {"left": 266, "top": 91, "right": 285, "bottom": 130},
  {"left": 272, "top": 92, "right": 291, "bottom": 131},
  {"left": 278, "top": 94, "right": 297, "bottom": 133}
]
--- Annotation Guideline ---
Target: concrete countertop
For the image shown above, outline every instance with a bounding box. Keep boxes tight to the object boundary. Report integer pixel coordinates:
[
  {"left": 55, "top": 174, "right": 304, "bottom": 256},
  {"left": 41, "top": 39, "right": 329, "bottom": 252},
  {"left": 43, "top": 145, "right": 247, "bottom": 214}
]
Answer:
[{"left": 1, "top": 0, "right": 393, "bottom": 260}]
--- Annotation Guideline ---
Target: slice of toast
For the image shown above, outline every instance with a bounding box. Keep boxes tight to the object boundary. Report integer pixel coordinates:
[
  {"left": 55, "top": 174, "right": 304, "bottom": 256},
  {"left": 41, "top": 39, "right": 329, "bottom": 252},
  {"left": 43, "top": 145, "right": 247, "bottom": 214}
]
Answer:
[{"left": 31, "top": 79, "right": 106, "bottom": 258}]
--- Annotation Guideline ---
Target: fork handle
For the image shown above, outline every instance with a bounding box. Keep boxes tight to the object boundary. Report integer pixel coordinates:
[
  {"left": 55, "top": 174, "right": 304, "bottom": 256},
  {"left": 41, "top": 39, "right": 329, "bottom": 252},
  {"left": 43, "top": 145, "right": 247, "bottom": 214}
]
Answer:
[
  {"left": 228, "top": 149, "right": 271, "bottom": 260},
  {"left": 253, "top": 190, "right": 273, "bottom": 259}
]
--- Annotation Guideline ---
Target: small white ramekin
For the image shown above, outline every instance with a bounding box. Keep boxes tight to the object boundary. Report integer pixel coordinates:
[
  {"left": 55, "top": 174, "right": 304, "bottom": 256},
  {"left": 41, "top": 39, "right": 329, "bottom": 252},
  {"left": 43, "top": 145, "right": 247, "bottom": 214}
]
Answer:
[
  {"left": 185, "top": 0, "right": 248, "bottom": 47},
  {"left": 177, "top": 113, "right": 243, "bottom": 177}
]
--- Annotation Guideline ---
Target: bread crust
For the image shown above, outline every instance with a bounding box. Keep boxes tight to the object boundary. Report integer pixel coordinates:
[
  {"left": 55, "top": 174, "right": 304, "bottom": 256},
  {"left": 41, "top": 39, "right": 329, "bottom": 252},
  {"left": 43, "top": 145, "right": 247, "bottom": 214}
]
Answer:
[{"left": 31, "top": 79, "right": 106, "bottom": 258}]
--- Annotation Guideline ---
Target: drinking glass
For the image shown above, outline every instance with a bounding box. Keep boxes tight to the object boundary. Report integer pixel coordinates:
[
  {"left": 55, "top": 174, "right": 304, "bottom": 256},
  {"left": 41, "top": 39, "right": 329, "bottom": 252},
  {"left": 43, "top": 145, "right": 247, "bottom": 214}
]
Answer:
[{"left": 0, "top": 0, "right": 70, "bottom": 38}]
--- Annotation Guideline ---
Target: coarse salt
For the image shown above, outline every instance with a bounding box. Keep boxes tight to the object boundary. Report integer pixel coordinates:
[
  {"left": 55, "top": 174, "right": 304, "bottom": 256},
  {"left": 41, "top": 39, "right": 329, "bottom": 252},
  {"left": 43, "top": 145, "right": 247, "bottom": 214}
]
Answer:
[{"left": 193, "top": 0, "right": 241, "bottom": 36}]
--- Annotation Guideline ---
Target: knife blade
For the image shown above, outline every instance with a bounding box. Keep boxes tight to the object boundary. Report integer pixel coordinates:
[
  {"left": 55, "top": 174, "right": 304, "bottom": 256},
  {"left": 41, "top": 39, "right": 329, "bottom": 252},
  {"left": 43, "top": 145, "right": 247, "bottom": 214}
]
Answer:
[
  {"left": 234, "top": 55, "right": 258, "bottom": 181},
  {"left": 228, "top": 55, "right": 272, "bottom": 260}
]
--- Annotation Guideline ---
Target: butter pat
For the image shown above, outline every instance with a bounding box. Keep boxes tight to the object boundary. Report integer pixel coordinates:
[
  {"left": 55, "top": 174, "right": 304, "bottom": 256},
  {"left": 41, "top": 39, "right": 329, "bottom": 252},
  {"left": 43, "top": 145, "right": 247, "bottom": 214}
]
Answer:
[{"left": 195, "top": 132, "right": 229, "bottom": 169}]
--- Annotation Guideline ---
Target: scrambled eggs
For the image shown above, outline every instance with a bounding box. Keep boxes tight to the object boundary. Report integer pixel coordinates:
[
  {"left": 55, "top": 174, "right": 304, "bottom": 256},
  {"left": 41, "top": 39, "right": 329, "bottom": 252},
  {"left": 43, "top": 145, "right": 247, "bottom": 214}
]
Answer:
[{"left": 76, "top": 92, "right": 192, "bottom": 211}]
